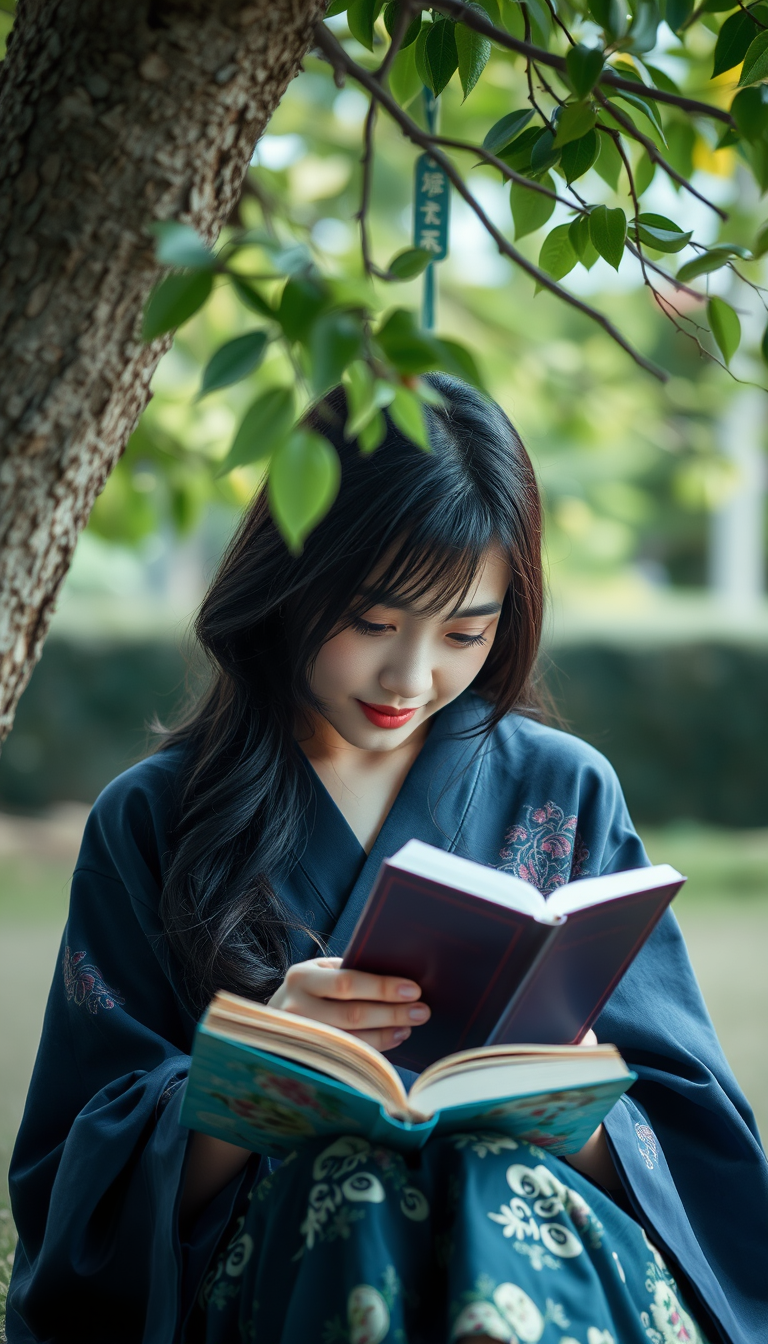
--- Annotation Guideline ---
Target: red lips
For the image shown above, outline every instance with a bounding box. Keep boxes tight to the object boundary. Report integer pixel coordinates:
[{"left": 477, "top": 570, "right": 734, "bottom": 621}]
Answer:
[{"left": 357, "top": 701, "right": 418, "bottom": 729}]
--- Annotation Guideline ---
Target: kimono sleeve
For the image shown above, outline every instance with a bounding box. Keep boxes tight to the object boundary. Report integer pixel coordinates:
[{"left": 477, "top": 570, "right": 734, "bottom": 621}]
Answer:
[
  {"left": 580, "top": 758, "right": 768, "bottom": 1344},
  {"left": 7, "top": 761, "right": 252, "bottom": 1344}
]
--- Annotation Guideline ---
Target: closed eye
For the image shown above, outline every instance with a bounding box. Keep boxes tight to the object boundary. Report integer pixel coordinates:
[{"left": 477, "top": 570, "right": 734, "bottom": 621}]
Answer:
[
  {"left": 448, "top": 632, "right": 487, "bottom": 647},
  {"left": 350, "top": 616, "right": 391, "bottom": 635}
]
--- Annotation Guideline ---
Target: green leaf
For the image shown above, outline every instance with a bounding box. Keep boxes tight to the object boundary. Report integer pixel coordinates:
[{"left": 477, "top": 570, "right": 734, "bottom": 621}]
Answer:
[
  {"left": 739, "top": 29, "right": 768, "bottom": 84},
  {"left": 664, "top": 120, "right": 695, "bottom": 181},
  {"left": 343, "top": 360, "right": 376, "bottom": 438},
  {"left": 538, "top": 223, "right": 578, "bottom": 280},
  {"left": 438, "top": 338, "right": 484, "bottom": 388},
  {"left": 731, "top": 86, "right": 768, "bottom": 141},
  {"left": 198, "top": 331, "right": 268, "bottom": 398},
  {"left": 269, "top": 430, "right": 341, "bottom": 554},
  {"left": 676, "top": 249, "right": 735, "bottom": 282},
  {"left": 231, "top": 276, "right": 274, "bottom": 318},
  {"left": 530, "top": 128, "right": 561, "bottom": 174},
  {"left": 383, "top": 1, "right": 422, "bottom": 46},
  {"left": 277, "top": 274, "right": 327, "bottom": 342},
  {"left": 634, "top": 150, "right": 655, "bottom": 195},
  {"left": 522, "top": 0, "right": 552, "bottom": 44},
  {"left": 761, "top": 319, "right": 768, "bottom": 366},
  {"left": 325, "top": 0, "right": 350, "bottom": 13},
  {"left": 589, "top": 0, "right": 628, "bottom": 38},
  {"left": 560, "top": 130, "right": 600, "bottom": 183},
  {"left": 497, "top": 126, "right": 546, "bottom": 173},
  {"left": 611, "top": 90, "right": 666, "bottom": 143},
  {"left": 641, "top": 62, "right": 681, "bottom": 94},
  {"left": 389, "top": 42, "right": 422, "bottom": 107},
  {"left": 712, "top": 9, "right": 757, "bottom": 77},
  {"left": 150, "top": 221, "right": 215, "bottom": 270},
  {"left": 593, "top": 131, "right": 623, "bottom": 189},
  {"left": 569, "top": 214, "right": 600, "bottom": 269},
  {"left": 630, "top": 213, "right": 693, "bottom": 252},
  {"left": 142, "top": 271, "right": 213, "bottom": 341},
  {"left": 565, "top": 44, "right": 604, "bottom": 99},
  {"left": 707, "top": 295, "right": 741, "bottom": 363},
  {"left": 482, "top": 110, "right": 535, "bottom": 157},
  {"left": 216, "top": 387, "right": 295, "bottom": 476},
  {"left": 753, "top": 220, "right": 768, "bottom": 257},
  {"left": 347, "top": 0, "right": 383, "bottom": 50},
  {"left": 359, "top": 410, "right": 387, "bottom": 454},
  {"left": 554, "top": 101, "right": 597, "bottom": 148},
  {"left": 510, "top": 174, "right": 556, "bottom": 239},
  {"left": 377, "top": 308, "right": 443, "bottom": 373},
  {"left": 421, "top": 18, "right": 459, "bottom": 96},
  {"left": 387, "top": 247, "right": 433, "bottom": 280},
  {"left": 375, "top": 310, "right": 483, "bottom": 386},
  {"left": 457, "top": 10, "right": 492, "bottom": 99},
  {"left": 388, "top": 385, "right": 431, "bottom": 449},
  {"left": 627, "top": 0, "right": 660, "bottom": 52},
  {"left": 589, "top": 204, "right": 627, "bottom": 270},
  {"left": 663, "top": 0, "right": 693, "bottom": 33},
  {"left": 309, "top": 311, "right": 364, "bottom": 395}
]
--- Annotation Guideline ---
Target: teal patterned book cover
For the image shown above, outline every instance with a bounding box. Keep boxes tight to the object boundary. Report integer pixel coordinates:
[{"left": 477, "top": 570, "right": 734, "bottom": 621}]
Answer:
[{"left": 180, "top": 1024, "right": 635, "bottom": 1158}]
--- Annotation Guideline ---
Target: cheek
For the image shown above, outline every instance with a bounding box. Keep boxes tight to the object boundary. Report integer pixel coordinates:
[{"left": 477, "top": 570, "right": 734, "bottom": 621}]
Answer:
[{"left": 311, "top": 631, "right": 378, "bottom": 697}]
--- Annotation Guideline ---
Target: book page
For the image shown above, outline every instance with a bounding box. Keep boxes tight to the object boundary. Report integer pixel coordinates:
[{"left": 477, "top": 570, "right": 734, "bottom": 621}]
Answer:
[
  {"left": 391, "top": 839, "right": 551, "bottom": 920},
  {"left": 547, "top": 863, "right": 684, "bottom": 918},
  {"left": 207, "top": 993, "right": 409, "bottom": 1111},
  {"left": 410, "top": 1047, "right": 629, "bottom": 1115}
]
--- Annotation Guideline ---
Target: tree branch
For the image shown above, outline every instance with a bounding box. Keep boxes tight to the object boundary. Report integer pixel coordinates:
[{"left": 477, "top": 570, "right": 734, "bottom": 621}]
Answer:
[
  {"left": 595, "top": 93, "right": 728, "bottom": 220},
  {"left": 429, "top": 0, "right": 735, "bottom": 126},
  {"left": 314, "top": 22, "right": 668, "bottom": 381}
]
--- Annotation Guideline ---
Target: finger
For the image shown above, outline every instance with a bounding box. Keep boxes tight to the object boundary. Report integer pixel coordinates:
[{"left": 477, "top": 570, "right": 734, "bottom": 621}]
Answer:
[
  {"left": 285, "top": 960, "right": 422, "bottom": 1004},
  {"left": 354, "top": 1026, "right": 412, "bottom": 1053},
  {"left": 286, "top": 991, "right": 430, "bottom": 1034},
  {"left": 579, "top": 1029, "right": 598, "bottom": 1047}
]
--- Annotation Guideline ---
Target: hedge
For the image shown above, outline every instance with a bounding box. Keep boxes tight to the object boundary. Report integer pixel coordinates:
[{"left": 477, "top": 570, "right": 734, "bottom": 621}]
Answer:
[{"left": 1, "top": 636, "right": 766, "bottom": 826}]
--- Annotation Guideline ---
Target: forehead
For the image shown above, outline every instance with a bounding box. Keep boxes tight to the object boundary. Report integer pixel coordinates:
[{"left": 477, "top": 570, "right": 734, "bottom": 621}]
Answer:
[{"left": 362, "top": 541, "right": 510, "bottom": 617}]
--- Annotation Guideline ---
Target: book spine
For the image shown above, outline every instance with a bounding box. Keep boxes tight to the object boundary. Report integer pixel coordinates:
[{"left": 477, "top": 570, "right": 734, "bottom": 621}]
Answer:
[
  {"left": 368, "top": 1106, "right": 438, "bottom": 1151},
  {"left": 484, "top": 922, "right": 562, "bottom": 1045}
]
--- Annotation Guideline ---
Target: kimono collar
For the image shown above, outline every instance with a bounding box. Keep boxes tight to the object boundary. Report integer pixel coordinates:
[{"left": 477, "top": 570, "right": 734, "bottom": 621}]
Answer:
[{"left": 296, "top": 691, "right": 492, "bottom": 955}]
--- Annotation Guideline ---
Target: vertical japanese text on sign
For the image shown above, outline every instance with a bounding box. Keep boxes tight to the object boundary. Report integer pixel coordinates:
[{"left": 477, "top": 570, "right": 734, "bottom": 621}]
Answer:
[{"left": 413, "top": 153, "right": 450, "bottom": 262}]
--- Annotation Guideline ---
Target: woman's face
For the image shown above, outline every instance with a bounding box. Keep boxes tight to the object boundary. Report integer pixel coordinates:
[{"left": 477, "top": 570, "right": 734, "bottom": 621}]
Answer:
[{"left": 307, "top": 545, "right": 510, "bottom": 752}]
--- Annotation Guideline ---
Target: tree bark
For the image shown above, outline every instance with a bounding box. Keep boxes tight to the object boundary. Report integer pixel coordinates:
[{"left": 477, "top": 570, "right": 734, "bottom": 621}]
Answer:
[{"left": 0, "top": 0, "right": 326, "bottom": 740}]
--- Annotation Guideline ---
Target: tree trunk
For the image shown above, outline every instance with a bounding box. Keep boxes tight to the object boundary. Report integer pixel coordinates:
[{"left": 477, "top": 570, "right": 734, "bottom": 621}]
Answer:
[{"left": 0, "top": 0, "right": 325, "bottom": 741}]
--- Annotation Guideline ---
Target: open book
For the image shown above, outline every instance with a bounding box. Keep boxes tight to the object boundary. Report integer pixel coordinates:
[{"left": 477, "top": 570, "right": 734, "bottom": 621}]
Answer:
[
  {"left": 180, "top": 991, "right": 636, "bottom": 1157},
  {"left": 342, "top": 841, "right": 685, "bottom": 1070}
]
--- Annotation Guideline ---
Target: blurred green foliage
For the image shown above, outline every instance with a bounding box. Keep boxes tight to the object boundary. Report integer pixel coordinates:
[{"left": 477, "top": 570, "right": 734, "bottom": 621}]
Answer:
[{"left": 84, "top": 2, "right": 768, "bottom": 586}]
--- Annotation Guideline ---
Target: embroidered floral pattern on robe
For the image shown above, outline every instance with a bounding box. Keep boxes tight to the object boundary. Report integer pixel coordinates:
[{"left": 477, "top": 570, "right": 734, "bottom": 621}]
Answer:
[
  {"left": 62, "top": 946, "right": 124, "bottom": 1013},
  {"left": 499, "top": 801, "right": 590, "bottom": 893}
]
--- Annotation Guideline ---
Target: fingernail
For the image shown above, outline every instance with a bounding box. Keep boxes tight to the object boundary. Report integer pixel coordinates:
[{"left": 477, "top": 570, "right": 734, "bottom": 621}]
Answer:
[
  {"left": 397, "top": 984, "right": 420, "bottom": 999},
  {"left": 409, "top": 1006, "right": 429, "bottom": 1022},
  {"left": 393, "top": 1028, "right": 411, "bottom": 1042}
]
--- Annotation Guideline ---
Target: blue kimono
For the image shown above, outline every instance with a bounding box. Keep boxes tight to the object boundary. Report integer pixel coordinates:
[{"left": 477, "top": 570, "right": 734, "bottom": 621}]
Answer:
[{"left": 7, "top": 692, "right": 767, "bottom": 1343}]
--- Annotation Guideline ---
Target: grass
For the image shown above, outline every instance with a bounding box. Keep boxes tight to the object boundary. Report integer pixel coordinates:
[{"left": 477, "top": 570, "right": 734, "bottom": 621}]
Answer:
[{"left": 0, "top": 1208, "right": 13, "bottom": 1340}]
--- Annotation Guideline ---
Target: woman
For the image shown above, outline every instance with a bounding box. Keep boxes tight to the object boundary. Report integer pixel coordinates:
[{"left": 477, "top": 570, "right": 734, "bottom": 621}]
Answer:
[{"left": 7, "top": 377, "right": 767, "bottom": 1344}]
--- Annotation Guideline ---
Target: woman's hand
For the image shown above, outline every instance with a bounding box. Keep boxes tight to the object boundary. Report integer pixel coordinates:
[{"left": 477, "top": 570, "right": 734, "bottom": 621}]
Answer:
[
  {"left": 564, "top": 1027, "right": 621, "bottom": 1190},
  {"left": 268, "top": 955, "right": 431, "bottom": 1053}
]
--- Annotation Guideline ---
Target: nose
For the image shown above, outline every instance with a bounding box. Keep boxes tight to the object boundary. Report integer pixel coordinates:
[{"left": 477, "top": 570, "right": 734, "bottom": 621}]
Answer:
[{"left": 379, "top": 634, "right": 433, "bottom": 702}]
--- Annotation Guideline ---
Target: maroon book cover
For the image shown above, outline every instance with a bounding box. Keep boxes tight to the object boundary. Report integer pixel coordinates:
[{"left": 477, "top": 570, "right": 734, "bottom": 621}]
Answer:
[{"left": 342, "top": 842, "right": 684, "bottom": 1072}]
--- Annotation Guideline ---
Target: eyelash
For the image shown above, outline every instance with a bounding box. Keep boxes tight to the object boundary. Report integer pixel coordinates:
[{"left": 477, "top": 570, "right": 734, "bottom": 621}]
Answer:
[{"left": 350, "top": 616, "right": 487, "bottom": 648}]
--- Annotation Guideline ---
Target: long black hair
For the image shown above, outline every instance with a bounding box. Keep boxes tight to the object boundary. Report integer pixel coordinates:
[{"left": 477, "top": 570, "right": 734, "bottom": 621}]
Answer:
[{"left": 158, "top": 375, "right": 545, "bottom": 1009}]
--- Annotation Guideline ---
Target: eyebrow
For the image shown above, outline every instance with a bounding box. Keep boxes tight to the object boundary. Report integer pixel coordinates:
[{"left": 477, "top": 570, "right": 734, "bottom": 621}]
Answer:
[{"left": 446, "top": 601, "right": 503, "bottom": 620}]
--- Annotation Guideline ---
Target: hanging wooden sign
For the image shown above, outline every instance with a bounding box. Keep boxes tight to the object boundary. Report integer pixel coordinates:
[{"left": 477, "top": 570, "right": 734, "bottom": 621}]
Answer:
[{"left": 413, "top": 153, "right": 450, "bottom": 262}]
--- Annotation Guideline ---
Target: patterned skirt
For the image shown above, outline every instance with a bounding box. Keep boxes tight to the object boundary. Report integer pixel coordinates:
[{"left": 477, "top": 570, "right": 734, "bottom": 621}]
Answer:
[{"left": 198, "top": 1133, "right": 710, "bottom": 1344}]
